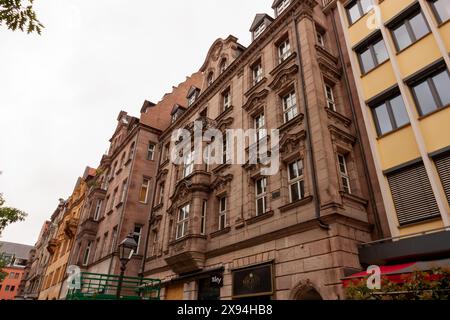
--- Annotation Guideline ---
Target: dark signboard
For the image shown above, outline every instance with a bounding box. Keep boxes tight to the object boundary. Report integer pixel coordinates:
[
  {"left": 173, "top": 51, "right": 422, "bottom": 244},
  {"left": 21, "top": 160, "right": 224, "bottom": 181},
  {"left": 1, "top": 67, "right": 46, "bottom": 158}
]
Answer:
[{"left": 232, "top": 264, "right": 273, "bottom": 298}]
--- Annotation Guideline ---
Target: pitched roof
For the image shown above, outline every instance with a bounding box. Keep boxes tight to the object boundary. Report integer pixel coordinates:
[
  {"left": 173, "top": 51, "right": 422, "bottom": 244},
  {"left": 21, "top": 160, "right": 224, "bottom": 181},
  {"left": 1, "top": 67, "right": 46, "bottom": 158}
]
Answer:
[
  {"left": 250, "top": 13, "right": 274, "bottom": 32},
  {"left": 0, "top": 242, "right": 34, "bottom": 260}
]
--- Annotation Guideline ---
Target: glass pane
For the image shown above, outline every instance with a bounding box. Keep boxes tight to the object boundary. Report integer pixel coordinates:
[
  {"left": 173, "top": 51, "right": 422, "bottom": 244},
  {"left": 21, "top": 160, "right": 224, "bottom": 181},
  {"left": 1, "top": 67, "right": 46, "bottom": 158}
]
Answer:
[
  {"left": 257, "top": 198, "right": 265, "bottom": 215},
  {"left": 390, "top": 95, "right": 410, "bottom": 128},
  {"left": 392, "top": 24, "right": 411, "bottom": 51},
  {"left": 348, "top": 3, "right": 361, "bottom": 24},
  {"left": 290, "top": 183, "right": 300, "bottom": 202},
  {"left": 374, "top": 103, "right": 393, "bottom": 135},
  {"left": 289, "top": 162, "right": 298, "bottom": 180},
  {"left": 410, "top": 13, "right": 429, "bottom": 40},
  {"left": 432, "top": 71, "right": 450, "bottom": 107},
  {"left": 373, "top": 40, "right": 389, "bottom": 64},
  {"left": 413, "top": 81, "right": 438, "bottom": 115},
  {"left": 359, "top": 48, "right": 375, "bottom": 73},
  {"left": 432, "top": 0, "right": 450, "bottom": 22},
  {"left": 361, "top": 0, "right": 373, "bottom": 14}
]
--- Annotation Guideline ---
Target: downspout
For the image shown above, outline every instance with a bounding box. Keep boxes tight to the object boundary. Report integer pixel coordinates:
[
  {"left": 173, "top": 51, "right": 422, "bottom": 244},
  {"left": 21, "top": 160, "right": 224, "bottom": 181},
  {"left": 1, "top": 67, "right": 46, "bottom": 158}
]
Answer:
[
  {"left": 139, "top": 140, "right": 162, "bottom": 278},
  {"left": 330, "top": 7, "right": 383, "bottom": 238},
  {"left": 292, "top": 11, "right": 329, "bottom": 230}
]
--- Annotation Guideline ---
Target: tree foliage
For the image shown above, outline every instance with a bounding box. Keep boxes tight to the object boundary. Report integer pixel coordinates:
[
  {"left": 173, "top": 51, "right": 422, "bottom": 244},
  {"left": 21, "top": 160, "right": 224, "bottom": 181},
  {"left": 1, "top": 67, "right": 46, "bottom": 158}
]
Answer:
[
  {"left": 0, "top": 0, "right": 44, "bottom": 34},
  {"left": 0, "top": 193, "right": 27, "bottom": 235},
  {"left": 346, "top": 268, "right": 450, "bottom": 300}
]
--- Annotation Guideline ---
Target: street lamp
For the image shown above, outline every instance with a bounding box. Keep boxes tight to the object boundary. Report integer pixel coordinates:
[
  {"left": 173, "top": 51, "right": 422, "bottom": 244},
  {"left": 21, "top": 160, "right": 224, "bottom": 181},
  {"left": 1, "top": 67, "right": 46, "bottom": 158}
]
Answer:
[{"left": 116, "top": 233, "right": 138, "bottom": 299}]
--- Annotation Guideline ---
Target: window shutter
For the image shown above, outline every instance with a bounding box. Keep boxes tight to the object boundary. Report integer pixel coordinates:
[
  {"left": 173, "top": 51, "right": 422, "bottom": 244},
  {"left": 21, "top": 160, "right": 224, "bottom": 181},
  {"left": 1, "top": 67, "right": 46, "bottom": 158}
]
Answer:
[
  {"left": 435, "top": 154, "right": 450, "bottom": 205},
  {"left": 387, "top": 162, "right": 440, "bottom": 226}
]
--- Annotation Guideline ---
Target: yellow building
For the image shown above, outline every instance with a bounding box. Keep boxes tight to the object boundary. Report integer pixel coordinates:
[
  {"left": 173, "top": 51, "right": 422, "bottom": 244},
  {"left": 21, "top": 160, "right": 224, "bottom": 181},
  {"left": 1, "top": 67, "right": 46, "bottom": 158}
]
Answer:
[
  {"left": 323, "top": 0, "right": 449, "bottom": 264},
  {"left": 38, "top": 168, "right": 95, "bottom": 300}
]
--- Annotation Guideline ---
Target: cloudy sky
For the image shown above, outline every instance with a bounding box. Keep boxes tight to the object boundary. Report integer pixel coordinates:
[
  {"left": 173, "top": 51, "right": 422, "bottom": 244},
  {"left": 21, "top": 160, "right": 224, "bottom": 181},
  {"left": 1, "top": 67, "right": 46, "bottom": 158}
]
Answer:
[{"left": 0, "top": 0, "right": 271, "bottom": 245}]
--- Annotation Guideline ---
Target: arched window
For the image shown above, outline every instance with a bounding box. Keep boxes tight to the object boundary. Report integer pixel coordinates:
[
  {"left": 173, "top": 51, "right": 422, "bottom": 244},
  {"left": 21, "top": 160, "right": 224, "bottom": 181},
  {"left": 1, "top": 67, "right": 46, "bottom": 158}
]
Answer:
[
  {"left": 207, "top": 72, "right": 214, "bottom": 87},
  {"left": 220, "top": 58, "right": 228, "bottom": 74}
]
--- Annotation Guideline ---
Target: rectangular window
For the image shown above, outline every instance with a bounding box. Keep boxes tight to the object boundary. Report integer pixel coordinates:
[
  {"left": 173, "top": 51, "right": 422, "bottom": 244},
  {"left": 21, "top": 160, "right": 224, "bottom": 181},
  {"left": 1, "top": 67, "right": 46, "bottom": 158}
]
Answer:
[
  {"left": 254, "top": 113, "right": 266, "bottom": 143},
  {"left": 325, "top": 84, "right": 337, "bottom": 111},
  {"left": 387, "top": 162, "right": 440, "bottom": 226},
  {"left": 9, "top": 272, "right": 15, "bottom": 279},
  {"left": 147, "top": 143, "right": 155, "bottom": 161},
  {"left": 120, "top": 179, "right": 128, "bottom": 204},
  {"left": 110, "top": 226, "right": 118, "bottom": 254},
  {"left": 346, "top": 0, "right": 373, "bottom": 24},
  {"left": 106, "top": 195, "right": 113, "bottom": 212},
  {"left": 159, "top": 183, "right": 165, "bottom": 205},
  {"left": 252, "top": 62, "right": 263, "bottom": 85},
  {"left": 82, "top": 241, "right": 92, "bottom": 266},
  {"left": 282, "top": 91, "right": 298, "bottom": 123},
  {"left": 222, "top": 134, "right": 228, "bottom": 164},
  {"left": 411, "top": 69, "right": 450, "bottom": 116},
  {"left": 276, "top": 0, "right": 291, "bottom": 16},
  {"left": 278, "top": 39, "right": 291, "bottom": 63},
  {"left": 128, "top": 142, "right": 135, "bottom": 161},
  {"left": 183, "top": 151, "right": 194, "bottom": 178},
  {"left": 356, "top": 37, "right": 389, "bottom": 74},
  {"left": 139, "top": 178, "right": 150, "bottom": 203},
  {"left": 288, "top": 160, "right": 305, "bottom": 202},
  {"left": 133, "top": 225, "right": 142, "bottom": 255},
  {"left": 93, "top": 199, "right": 103, "bottom": 221},
  {"left": 435, "top": 153, "right": 450, "bottom": 205},
  {"left": 372, "top": 94, "right": 410, "bottom": 136},
  {"left": 391, "top": 10, "right": 430, "bottom": 52},
  {"left": 188, "top": 93, "right": 196, "bottom": 107},
  {"left": 218, "top": 197, "right": 227, "bottom": 230},
  {"left": 316, "top": 30, "right": 325, "bottom": 47},
  {"left": 151, "top": 230, "right": 158, "bottom": 257},
  {"left": 338, "top": 154, "right": 351, "bottom": 194},
  {"left": 201, "top": 200, "right": 207, "bottom": 235},
  {"left": 176, "top": 205, "right": 190, "bottom": 240},
  {"left": 222, "top": 88, "right": 231, "bottom": 111},
  {"left": 113, "top": 188, "right": 118, "bottom": 207},
  {"left": 255, "top": 178, "right": 268, "bottom": 216},
  {"left": 429, "top": 0, "right": 450, "bottom": 24},
  {"left": 254, "top": 23, "right": 266, "bottom": 39}
]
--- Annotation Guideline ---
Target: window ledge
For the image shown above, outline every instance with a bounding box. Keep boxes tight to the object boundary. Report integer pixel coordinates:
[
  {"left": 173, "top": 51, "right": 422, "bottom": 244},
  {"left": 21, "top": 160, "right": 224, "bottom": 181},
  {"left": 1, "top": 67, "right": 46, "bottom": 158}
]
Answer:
[
  {"left": 269, "top": 52, "right": 297, "bottom": 77},
  {"left": 160, "top": 159, "right": 170, "bottom": 168},
  {"left": 212, "top": 163, "right": 231, "bottom": 174},
  {"left": 418, "top": 104, "right": 450, "bottom": 121},
  {"left": 106, "top": 209, "right": 114, "bottom": 216},
  {"left": 397, "top": 215, "right": 442, "bottom": 229},
  {"left": 246, "top": 211, "right": 274, "bottom": 226},
  {"left": 278, "top": 113, "right": 305, "bottom": 133},
  {"left": 210, "top": 227, "right": 231, "bottom": 239},
  {"left": 245, "top": 78, "right": 268, "bottom": 98},
  {"left": 340, "top": 192, "right": 368, "bottom": 207},
  {"left": 116, "top": 168, "right": 123, "bottom": 175},
  {"left": 124, "top": 158, "right": 132, "bottom": 167},
  {"left": 376, "top": 123, "right": 411, "bottom": 140},
  {"left": 395, "top": 32, "right": 432, "bottom": 55},
  {"left": 360, "top": 59, "right": 390, "bottom": 78},
  {"left": 115, "top": 202, "right": 124, "bottom": 209},
  {"left": 153, "top": 203, "right": 164, "bottom": 212},
  {"left": 279, "top": 196, "right": 313, "bottom": 213},
  {"left": 215, "top": 105, "right": 234, "bottom": 122}
]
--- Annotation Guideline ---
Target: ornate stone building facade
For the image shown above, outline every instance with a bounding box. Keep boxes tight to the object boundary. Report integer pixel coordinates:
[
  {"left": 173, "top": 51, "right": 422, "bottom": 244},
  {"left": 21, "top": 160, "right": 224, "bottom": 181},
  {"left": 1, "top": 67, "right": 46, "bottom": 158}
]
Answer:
[{"left": 142, "top": 0, "right": 389, "bottom": 300}]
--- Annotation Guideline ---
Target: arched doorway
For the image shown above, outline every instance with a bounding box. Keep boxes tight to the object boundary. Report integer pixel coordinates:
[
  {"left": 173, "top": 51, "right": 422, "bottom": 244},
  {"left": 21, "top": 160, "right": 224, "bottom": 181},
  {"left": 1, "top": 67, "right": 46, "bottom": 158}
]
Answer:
[{"left": 290, "top": 281, "right": 323, "bottom": 300}]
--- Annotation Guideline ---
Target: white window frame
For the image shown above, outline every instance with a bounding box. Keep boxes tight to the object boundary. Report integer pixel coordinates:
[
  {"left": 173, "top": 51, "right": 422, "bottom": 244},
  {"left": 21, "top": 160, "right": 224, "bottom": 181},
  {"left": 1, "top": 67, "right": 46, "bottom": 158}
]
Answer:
[
  {"left": 338, "top": 154, "right": 351, "bottom": 194},
  {"left": 82, "top": 241, "right": 92, "bottom": 266},
  {"left": 252, "top": 62, "right": 263, "bottom": 85},
  {"left": 254, "top": 113, "right": 267, "bottom": 142},
  {"left": 93, "top": 200, "right": 103, "bottom": 221},
  {"left": 282, "top": 91, "right": 298, "bottom": 123},
  {"left": 176, "top": 204, "right": 190, "bottom": 240},
  {"left": 223, "top": 89, "right": 231, "bottom": 111},
  {"left": 147, "top": 143, "right": 155, "bottom": 161},
  {"left": 218, "top": 197, "right": 227, "bottom": 230},
  {"left": 277, "top": 0, "right": 291, "bottom": 16},
  {"left": 183, "top": 151, "right": 194, "bottom": 178},
  {"left": 133, "top": 225, "right": 142, "bottom": 255},
  {"left": 278, "top": 39, "right": 291, "bottom": 63},
  {"left": 254, "top": 23, "right": 266, "bottom": 39},
  {"left": 325, "top": 84, "right": 337, "bottom": 111},
  {"left": 201, "top": 200, "right": 207, "bottom": 235},
  {"left": 288, "top": 160, "right": 305, "bottom": 203},
  {"left": 188, "top": 93, "right": 196, "bottom": 107},
  {"left": 255, "top": 178, "right": 268, "bottom": 216}
]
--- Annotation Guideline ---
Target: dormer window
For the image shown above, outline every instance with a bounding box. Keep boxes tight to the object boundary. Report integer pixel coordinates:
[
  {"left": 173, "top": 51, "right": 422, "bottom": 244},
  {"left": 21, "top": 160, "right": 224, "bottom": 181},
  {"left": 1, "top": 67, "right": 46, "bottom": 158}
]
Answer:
[
  {"left": 188, "top": 93, "right": 196, "bottom": 107},
  {"left": 220, "top": 59, "right": 228, "bottom": 74},
  {"left": 171, "top": 104, "right": 186, "bottom": 124},
  {"left": 276, "top": 0, "right": 291, "bottom": 16},
  {"left": 254, "top": 23, "right": 266, "bottom": 39},
  {"left": 186, "top": 86, "right": 200, "bottom": 107},
  {"left": 207, "top": 72, "right": 214, "bottom": 87}
]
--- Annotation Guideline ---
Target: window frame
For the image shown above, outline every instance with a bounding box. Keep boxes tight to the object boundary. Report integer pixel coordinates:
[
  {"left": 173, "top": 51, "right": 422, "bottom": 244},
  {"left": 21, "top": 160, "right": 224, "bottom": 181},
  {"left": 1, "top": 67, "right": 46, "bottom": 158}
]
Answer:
[
  {"left": 82, "top": 241, "right": 92, "bottom": 266},
  {"left": 288, "top": 160, "right": 305, "bottom": 203},
  {"left": 255, "top": 177, "right": 268, "bottom": 216},
  {"left": 390, "top": 10, "right": 430, "bottom": 52},
  {"left": 176, "top": 204, "right": 190, "bottom": 240},
  {"left": 325, "top": 84, "right": 337, "bottom": 111},
  {"left": 252, "top": 61, "right": 263, "bottom": 86},
  {"left": 201, "top": 200, "right": 207, "bottom": 235},
  {"left": 356, "top": 36, "right": 389, "bottom": 74},
  {"left": 282, "top": 90, "right": 299, "bottom": 123},
  {"left": 93, "top": 199, "right": 103, "bottom": 221},
  {"left": 218, "top": 196, "right": 227, "bottom": 231},
  {"left": 139, "top": 178, "right": 150, "bottom": 203},
  {"left": 147, "top": 143, "right": 156, "bottom": 161},
  {"left": 428, "top": 0, "right": 450, "bottom": 24},
  {"left": 371, "top": 93, "right": 410, "bottom": 136},
  {"left": 278, "top": 38, "right": 291, "bottom": 64},
  {"left": 346, "top": 0, "right": 373, "bottom": 25},
  {"left": 276, "top": 0, "right": 291, "bottom": 16},
  {"left": 338, "top": 154, "right": 351, "bottom": 194}
]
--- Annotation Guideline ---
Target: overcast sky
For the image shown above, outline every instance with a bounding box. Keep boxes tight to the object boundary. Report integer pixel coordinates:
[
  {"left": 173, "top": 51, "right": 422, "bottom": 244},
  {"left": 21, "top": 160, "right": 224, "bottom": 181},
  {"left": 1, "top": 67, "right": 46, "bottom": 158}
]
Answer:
[{"left": 0, "top": 0, "right": 271, "bottom": 245}]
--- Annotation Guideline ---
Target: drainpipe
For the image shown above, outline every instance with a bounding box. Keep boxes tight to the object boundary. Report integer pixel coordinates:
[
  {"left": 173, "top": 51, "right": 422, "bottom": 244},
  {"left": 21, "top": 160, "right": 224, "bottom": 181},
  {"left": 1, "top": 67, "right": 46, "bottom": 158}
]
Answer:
[
  {"left": 292, "top": 12, "right": 329, "bottom": 230},
  {"left": 140, "top": 140, "right": 163, "bottom": 278},
  {"left": 330, "top": 7, "right": 383, "bottom": 238}
]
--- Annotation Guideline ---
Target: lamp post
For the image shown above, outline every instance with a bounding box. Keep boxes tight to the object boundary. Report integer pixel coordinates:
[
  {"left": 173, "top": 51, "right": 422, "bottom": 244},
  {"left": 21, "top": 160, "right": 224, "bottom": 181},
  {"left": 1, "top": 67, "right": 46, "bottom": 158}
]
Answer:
[{"left": 116, "top": 233, "right": 138, "bottom": 300}]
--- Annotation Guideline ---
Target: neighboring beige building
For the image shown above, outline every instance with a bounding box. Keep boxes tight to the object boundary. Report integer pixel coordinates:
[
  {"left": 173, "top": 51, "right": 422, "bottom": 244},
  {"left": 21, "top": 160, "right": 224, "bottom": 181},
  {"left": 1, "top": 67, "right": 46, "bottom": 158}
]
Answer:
[{"left": 142, "top": 0, "right": 389, "bottom": 300}]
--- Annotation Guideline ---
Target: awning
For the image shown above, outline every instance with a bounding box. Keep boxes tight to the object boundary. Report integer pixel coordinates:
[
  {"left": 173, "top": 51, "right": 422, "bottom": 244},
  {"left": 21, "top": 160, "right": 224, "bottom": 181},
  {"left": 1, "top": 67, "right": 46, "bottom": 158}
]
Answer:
[{"left": 342, "top": 259, "right": 450, "bottom": 287}]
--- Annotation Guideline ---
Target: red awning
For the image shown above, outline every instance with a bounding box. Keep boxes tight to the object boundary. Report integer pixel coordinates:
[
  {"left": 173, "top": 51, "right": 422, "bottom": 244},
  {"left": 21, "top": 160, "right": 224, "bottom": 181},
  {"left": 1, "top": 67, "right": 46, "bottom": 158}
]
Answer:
[{"left": 342, "top": 259, "right": 450, "bottom": 287}]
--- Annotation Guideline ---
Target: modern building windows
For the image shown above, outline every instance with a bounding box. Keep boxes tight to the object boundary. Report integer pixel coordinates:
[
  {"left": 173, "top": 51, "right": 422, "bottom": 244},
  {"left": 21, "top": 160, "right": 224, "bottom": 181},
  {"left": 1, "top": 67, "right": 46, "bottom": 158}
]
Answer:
[
  {"left": 278, "top": 39, "right": 291, "bottom": 63},
  {"left": 429, "top": 0, "right": 450, "bottom": 24},
  {"left": 82, "top": 241, "right": 92, "bottom": 266},
  {"left": 288, "top": 160, "right": 305, "bottom": 202},
  {"left": 338, "top": 154, "right": 351, "bottom": 194},
  {"left": 356, "top": 37, "right": 389, "bottom": 74},
  {"left": 282, "top": 91, "right": 298, "bottom": 123},
  {"left": 325, "top": 84, "right": 337, "bottom": 111},
  {"left": 346, "top": 0, "right": 373, "bottom": 25},
  {"left": 201, "top": 200, "right": 207, "bottom": 235},
  {"left": 218, "top": 197, "right": 227, "bottom": 230},
  {"left": 222, "top": 88, "right": 231, "bottom": 111},
  {"left": 387, "top": 162, "right": 440, "bottom": 226},
  {"left": 372, "top": 94, "right": 410, "bottom": 136},
  {"left": 252, "top": 61, "right": 263, "bottom": 85},
  {"left": 176, "top": 205, "right": 190, "bottom": 240},
  {"left": 435, "top": 153, "right": 450, "bottom": 205},
  {"left": 133, "top": 225, "right": 143, "bottom": 255},
  {"left": 390, "top": 10, "right": 430, "bottom": 51},
  {"left": 276, "top": 0, "right": 291, "bottom": 16},
  {"left": 147, "top": 143, "right": 156, "bottom": 161},
  {"left": 411, "top": 69, "right": 450, "bottom": 116},
  {"left": 255, "top": 177, "right": 268, "bottom": 216},
  {"left": 139, "top": 178, "right": 150, "bottom": 203}
]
